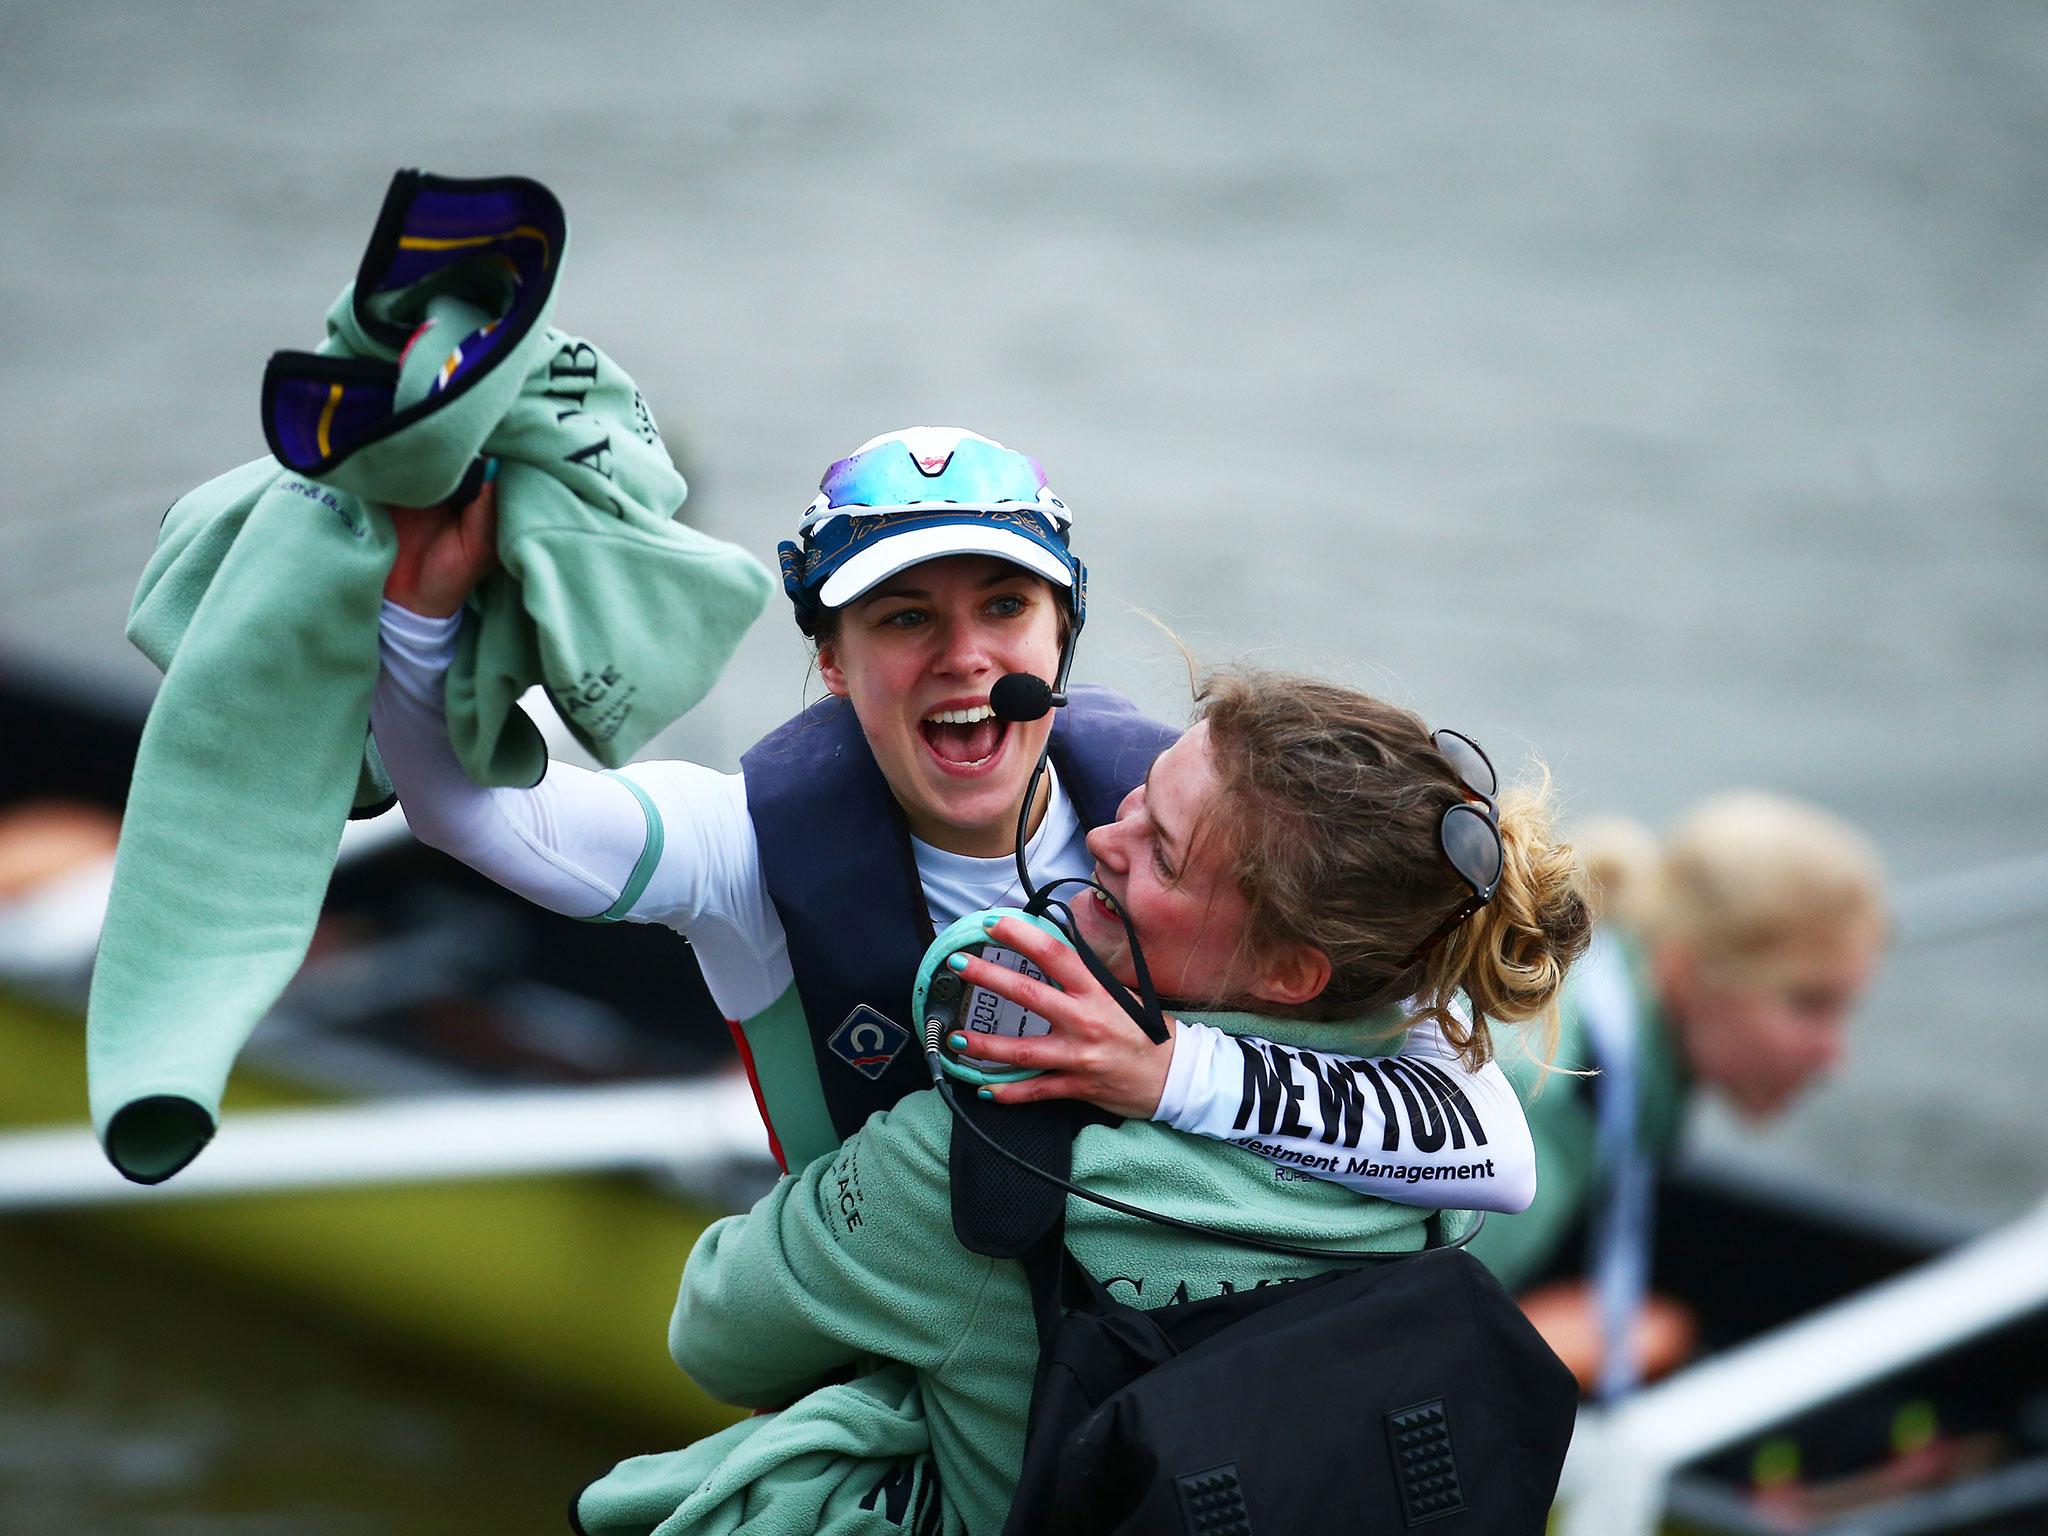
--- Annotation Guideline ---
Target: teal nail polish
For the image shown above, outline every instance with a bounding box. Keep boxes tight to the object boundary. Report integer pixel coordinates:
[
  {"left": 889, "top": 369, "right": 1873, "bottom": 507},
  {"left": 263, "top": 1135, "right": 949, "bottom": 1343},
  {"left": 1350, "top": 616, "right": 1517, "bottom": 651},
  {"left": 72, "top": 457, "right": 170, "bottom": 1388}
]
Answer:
[
  {"left": 483, "top": 456, "right": 500, "bottom": 483},
  {"left": 948, "top": 1033, "right": 968, "bottom": 1052},
  {"left": 946, "top": 953, "right": 969, "bottom": 973},
  {"left": 977, "top": 1087, "right": 995, "bottom": 1100},
  {"left": 981, "top": 915, "right": 1001, "bottom": 930}
]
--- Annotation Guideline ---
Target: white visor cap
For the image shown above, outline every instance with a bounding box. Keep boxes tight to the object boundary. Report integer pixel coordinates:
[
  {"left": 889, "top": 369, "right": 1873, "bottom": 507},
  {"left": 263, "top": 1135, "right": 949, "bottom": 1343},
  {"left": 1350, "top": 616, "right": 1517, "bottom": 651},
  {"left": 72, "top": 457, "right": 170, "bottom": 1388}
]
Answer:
[{"left": 815, "top": 522, "right": 1076, "bottom": 610}]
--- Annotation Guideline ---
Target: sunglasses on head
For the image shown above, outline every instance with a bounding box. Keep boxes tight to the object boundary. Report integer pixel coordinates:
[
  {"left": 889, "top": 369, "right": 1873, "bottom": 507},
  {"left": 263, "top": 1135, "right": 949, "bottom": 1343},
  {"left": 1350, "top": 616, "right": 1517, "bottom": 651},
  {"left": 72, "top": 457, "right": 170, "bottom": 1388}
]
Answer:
[
  {"left": 1401, "top": 729, "right": 1505, "bottom": 968},
  {"left": 806, "top": 434, "right": 1059, "bottom": 525}
]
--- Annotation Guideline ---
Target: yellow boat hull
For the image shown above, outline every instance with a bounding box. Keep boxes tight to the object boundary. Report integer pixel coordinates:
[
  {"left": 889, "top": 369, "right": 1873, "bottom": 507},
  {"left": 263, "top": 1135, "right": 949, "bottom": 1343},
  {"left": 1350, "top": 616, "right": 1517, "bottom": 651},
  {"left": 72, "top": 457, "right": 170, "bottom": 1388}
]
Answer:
[{"left": 1, "top": 988, "right": 747, "bottom": 1438}]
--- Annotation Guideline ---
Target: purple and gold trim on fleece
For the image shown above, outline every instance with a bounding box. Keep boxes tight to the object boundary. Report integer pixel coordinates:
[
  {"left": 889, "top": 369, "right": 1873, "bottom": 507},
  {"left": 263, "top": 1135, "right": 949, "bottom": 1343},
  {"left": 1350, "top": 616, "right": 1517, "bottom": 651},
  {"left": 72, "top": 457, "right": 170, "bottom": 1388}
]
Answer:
[{"left": 261, "top": 170, "right": 565, "bottom": 480}]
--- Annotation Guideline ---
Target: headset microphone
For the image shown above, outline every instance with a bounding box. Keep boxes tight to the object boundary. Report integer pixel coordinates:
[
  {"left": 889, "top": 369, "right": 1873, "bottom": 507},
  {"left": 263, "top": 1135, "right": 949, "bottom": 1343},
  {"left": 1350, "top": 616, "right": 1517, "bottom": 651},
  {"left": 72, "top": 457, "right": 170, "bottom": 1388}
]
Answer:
[
  {"left": 990, "top": 672, "right": 1064, "bottom": 722},
  {"left": 993, "top": 670, "right": 1068, "bottom": 910}
]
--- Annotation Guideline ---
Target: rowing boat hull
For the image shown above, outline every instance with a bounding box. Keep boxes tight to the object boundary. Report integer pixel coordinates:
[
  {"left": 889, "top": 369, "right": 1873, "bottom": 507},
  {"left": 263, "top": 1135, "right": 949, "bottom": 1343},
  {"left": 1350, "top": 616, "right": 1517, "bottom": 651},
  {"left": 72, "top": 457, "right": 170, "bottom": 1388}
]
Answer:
[{"left": 0, "top": 986, "right": 743, "bottom": 1438}]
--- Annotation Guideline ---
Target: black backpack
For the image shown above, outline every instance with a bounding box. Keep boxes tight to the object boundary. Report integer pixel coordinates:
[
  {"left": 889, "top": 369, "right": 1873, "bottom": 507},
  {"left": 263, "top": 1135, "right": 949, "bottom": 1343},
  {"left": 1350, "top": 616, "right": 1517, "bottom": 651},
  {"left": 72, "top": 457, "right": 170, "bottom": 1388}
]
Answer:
[{"left": 948, "top": 1096, "right": 1578, "bottom": 1536}]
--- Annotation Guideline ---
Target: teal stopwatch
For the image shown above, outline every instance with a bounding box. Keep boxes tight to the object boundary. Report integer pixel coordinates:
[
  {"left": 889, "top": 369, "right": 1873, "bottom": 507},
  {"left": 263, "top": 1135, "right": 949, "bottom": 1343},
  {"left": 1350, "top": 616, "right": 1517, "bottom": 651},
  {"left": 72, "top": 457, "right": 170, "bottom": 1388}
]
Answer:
[{"left": 912, "top": 906, "right": 1074, "bottom": 1087}]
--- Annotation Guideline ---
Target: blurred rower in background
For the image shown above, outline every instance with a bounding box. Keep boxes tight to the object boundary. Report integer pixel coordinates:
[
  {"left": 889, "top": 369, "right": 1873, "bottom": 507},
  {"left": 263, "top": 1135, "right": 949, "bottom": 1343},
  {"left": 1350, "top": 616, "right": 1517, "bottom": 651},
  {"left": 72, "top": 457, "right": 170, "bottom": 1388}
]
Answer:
[{"left": 1465, "top": 792, "right": 1889, "bottom": 1398}]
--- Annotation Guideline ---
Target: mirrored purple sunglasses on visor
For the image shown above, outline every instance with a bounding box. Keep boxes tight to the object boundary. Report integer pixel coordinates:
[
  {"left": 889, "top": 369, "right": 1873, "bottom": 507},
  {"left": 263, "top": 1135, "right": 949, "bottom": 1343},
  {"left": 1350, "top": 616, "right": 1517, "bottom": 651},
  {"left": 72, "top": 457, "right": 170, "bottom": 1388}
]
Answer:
[{"left": 801, "top": 430, "right": 1068, "bottom": 529}]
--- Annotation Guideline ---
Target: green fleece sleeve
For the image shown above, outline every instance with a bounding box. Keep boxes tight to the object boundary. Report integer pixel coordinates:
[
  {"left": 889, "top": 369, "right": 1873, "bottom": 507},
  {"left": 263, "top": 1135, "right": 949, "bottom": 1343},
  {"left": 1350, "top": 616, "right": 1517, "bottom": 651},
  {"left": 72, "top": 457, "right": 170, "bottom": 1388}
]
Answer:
[
  {"left": 669, "top": 1093, "right": 996, "bottom": 1409},
  {"left": 1464, "top": 1062, "right": 1597, "bottom": 1293},
  {"left": 92, "top": 174, "right": 772, "bottom": 1185},
  {"left": 91, "top": 466, "right": 398, "bottom": 1179}
]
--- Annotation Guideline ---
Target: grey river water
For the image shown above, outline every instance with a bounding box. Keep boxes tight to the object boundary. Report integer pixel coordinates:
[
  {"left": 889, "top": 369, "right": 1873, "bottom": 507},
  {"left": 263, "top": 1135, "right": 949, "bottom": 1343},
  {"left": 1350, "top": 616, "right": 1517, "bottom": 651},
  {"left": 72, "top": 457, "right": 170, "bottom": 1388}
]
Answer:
[
  {"left": 3, "top": 1, "right": 2046, "bottom": 1527},
  {"left": 0, "top": 1222, "right": 629, "bottom": 1533}
]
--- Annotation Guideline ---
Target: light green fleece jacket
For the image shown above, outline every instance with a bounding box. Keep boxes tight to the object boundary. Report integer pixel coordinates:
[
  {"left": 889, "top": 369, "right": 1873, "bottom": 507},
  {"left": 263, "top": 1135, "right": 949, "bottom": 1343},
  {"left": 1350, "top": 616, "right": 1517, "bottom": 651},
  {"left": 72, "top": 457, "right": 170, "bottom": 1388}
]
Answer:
[
  {"left": 580, "top": 1009, "right": 1470, "bottom": 1536},
  {"left": 89, "top": 172, "right": 773, "bottom": 1183},
  {"left": 1463, "top": 932, "right": 1688, "bottom": 1293}
]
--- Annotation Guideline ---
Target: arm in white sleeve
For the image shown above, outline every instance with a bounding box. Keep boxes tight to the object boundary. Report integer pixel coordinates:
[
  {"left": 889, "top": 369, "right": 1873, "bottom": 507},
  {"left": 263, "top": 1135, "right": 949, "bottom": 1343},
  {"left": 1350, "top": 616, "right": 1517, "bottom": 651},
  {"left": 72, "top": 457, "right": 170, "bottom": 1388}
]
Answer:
[
  {"left": 371, "top": 602, "right": 653, "bottom": 919},
  {"left": 1153, "top": 1018, "right": 1537, "bottom": 1213}
]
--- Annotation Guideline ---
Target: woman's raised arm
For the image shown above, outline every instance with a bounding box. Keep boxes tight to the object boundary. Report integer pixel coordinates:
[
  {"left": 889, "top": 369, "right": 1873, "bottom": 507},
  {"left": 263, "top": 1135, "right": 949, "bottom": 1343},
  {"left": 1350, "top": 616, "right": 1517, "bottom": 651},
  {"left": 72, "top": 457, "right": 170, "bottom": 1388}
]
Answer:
[{"left": 371, "top": 477, "right": 666, "bottom": 918}]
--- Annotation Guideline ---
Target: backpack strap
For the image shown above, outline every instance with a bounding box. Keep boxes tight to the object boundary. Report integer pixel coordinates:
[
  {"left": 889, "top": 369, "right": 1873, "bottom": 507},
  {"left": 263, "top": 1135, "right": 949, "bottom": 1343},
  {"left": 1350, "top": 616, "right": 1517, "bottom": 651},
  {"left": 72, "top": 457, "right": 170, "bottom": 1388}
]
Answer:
[
  {"left": 1014, "top": 1191, "right": 1153, "bottom": 1367},
  {"left": 1017, "top": 1216, "right": 1071, "bottom": 1354},
  {"left": 950, "top": 1093, "right": 1103, "bottom": 1259}
]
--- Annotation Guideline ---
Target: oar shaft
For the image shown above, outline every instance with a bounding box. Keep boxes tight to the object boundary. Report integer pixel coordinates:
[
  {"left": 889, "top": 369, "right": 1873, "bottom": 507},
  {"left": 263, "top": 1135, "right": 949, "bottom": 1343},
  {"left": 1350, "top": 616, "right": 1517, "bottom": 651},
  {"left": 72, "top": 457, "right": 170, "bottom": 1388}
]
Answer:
[{"left": 0, "top": 1077, "right": 772, "bottom": 1213}]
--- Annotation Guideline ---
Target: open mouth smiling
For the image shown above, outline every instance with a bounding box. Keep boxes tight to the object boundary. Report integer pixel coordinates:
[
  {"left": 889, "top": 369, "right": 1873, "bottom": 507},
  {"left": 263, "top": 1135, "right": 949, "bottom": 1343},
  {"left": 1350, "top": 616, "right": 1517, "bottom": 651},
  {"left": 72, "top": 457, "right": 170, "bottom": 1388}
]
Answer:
[
  {"left": 1084, "top": 883, "right": 1123, "bottom": 930},
  {"left": 919, "top": 701, "right": 1008, "bottom": 771}
]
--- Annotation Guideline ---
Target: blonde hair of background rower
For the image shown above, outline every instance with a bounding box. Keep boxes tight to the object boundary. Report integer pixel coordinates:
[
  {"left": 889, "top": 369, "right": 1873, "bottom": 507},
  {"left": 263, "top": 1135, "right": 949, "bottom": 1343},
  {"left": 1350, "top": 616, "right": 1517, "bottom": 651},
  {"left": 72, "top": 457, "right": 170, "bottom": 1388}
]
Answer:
[{"left": 1573, "top": 792, "right": 1887, "bottom": 1117}]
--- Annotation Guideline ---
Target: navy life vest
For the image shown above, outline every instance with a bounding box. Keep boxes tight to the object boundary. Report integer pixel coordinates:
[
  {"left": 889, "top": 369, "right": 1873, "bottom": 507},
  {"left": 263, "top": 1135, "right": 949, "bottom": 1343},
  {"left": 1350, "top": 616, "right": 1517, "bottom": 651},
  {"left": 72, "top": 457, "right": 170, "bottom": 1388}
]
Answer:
[{"left": 741, "top": 685, "right": 1178, "bottom": 1146}]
